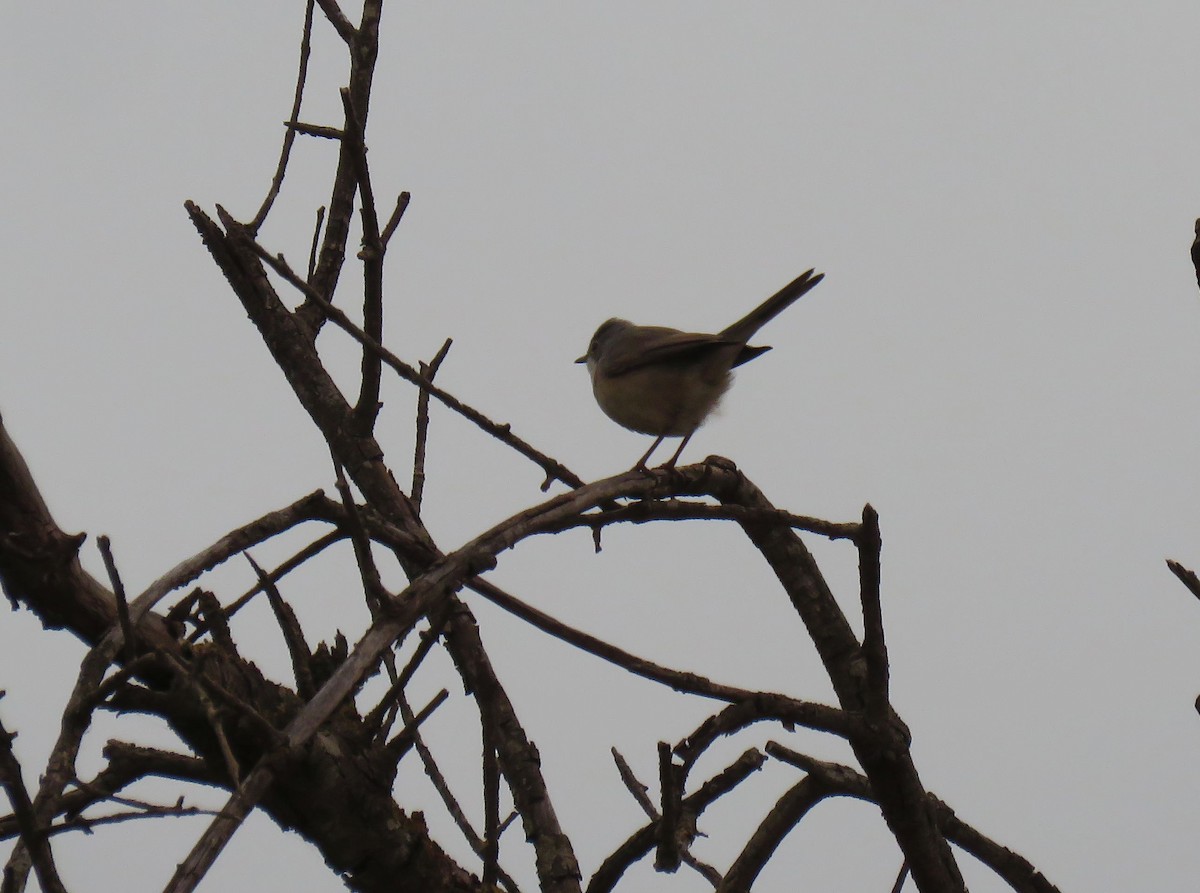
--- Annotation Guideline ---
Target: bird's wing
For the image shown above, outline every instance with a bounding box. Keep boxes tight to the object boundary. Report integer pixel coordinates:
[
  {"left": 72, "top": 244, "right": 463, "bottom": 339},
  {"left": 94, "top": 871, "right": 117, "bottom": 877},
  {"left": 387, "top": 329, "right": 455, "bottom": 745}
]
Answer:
[{"left": 604, "top": 328, "right": 741, "bottom": 377}]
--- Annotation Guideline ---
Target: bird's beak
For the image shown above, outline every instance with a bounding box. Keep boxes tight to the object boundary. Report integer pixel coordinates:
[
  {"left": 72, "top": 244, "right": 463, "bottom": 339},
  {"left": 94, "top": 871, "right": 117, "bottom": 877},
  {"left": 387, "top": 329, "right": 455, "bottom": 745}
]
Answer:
[{"left": 574, "top": 355, "right": 587, "bottom": 364}]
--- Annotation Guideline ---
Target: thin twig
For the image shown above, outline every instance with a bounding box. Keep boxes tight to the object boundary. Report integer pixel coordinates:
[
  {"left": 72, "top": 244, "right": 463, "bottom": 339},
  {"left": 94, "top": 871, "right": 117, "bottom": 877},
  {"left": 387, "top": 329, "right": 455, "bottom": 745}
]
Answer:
[
  {"left": 610, "top": 749, "right": 723, "bottom": 887},
  {"left": 286, "top": 121, "right": 344, "bottom": 141},
  {"left": 365, "top": 604, "right": 451, "bottom": 740},
  {"left": 299, "top": 0, "right": 380, "bottom": 327},
  {"left": 160, "top": 655, "right": 242, "bottom": 786},
  {"left": 306, "top": 206, "right": 326, "bottom": 281},
  {"left": 588, "top": 749, "right": 764, "bottom": 893},
  {"left": 380, "top": 192, "right": 411, "bottom": 248},
  {"left": 672, "top": 699, "right": 789, "bottom": 802},
  {"left": 247, "top": 241, "right": 587, "bottom": 490},
  {"left": 96, "top": 535, "right": 135, "bottom": 658},
  {"left": 128, "top": 490, "right": 331, "bottom": 623},
  {"left": 339, "top": 87, "right": 386, "bottom": 434},
  {"left": 250, "top": 0, "right": 316, "bottom": 232},
  {"left": 384, "top": 690, "right": 449, "bottom": 761},
  {"left": 329, "top": 459, "right": 403, "bottom": 694},
  {"left": 393, "top": 690, "right": 523, "bottom": 893},
  {"left": 397, "top": 696, "right": 478, "bottom": 849},
  {"left": 190, "top": 529, "right": 346, "bottom": 642},
  {"left": 330, "top": 459, "right": 386, "bottom": 611},
  {"left": 245, "top": 553, "right": 315, "bottom": 699},
  {"left": 611, "top": 749, "right": 656, "bottom": 817},
  {"left": 412, "top": 338, "right": 453, "bottom": 513},
  {"left": 468, "top": 578, "right": 850, "bottom": 735},
  {"left": 38, "top": 802, "right": 221, "bottom": 839}
]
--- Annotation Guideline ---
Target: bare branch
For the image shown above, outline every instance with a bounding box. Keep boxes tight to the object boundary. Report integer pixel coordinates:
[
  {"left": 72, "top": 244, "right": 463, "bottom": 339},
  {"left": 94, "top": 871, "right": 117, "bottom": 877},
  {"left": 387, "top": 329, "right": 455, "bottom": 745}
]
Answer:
[
  {"left": 250, "top": 0, "right": 316, "bottom": 232},
  {"left": 364, "top": 607, "right": 450, "bottom": 739},
  {"left": 338, "top": 86, "right": 386, "bottom": 435},
  {"left": 287, "top": 121, "right": 344, "bottom": 141},
  {"left": 1167, "top": 558, "right": 1200, "bottom": 601},
  {"left": 0, "top": 706, "right": 69, "bottom": 893},
  {"left": 721, "top": 468, "right": 963, "bottom": 892},
  {"left": 764, "top": 743, "right": 1062, "bottom": 893},
  {"left": 384, "top": 690, "right": 449, "bottom": 762},
  {"left": 655, "top": 742, "right": 682, "bottom": 872},
  {"left": 413, "top": 338, "right": 453, "bottom": 513},
  {"left": 481, "top": 720, "right": 500, "bottom": 889},
  {"left": 393, "top": 689, "right": 524, "bottom": 893},
  {"left": 306, "top": 206, "right": 326, "bottom": 280},
  {"left": 588, "top": 749, "right": 765, "bottom": 893},
  {"left": 245, "top": 553, "right": 316, "bottom": 700},
  {"left": 193, "top": 528, "right": 346, "bottom": 641},
  {"left": 163, "top": 560, "right": 446, "bottom": 892},
  {"left": 314, "top": 0, "right": 355, "bottom": 44},
  {"left": 158, "top": 654, "right": 243, "bottom": 786},
  {"left": 469, "top": 578, "right": 851, "bottom": 736},
  {"left": 1, "top": 636, "right": 129, "bottom": 892},
  {"left": 717, "top": 774, "right": 832, "bottom": 893},
  {"left": 380, "top": 191, "right": 411, "bottom": 249},
  {"left": 929, "top": 797, "right": 1062, "bottom": 893},
  {"left": 0, "top": 744, "right": 216, "bottom": 840},
  {"left": 190, "top": 199, "right": 584, "bottom": 891},
  {"left": 128, "top": 489, "right": 333, "bottom": 622},
  {"left": 537, "top": 498, "right": 861, "bottom": 541},
  {"left": 101, "top": 743, "right": 219, "bottom": 791},
  {"left": 856, "top": 503, "right": 888, "bottom": 708},
  {"left": 611, "top": 749, "right": 655, "bottom": 817},
  {"left": 397, "top": 691, "right": 482, "bottom": 853},
  {"left": 249, "top": 239, "right": 587, "bottom": 490},
  {"left": 299, "top": 0, "right": 382, "bottom": 329},
  {"left": 41, "top": 801, "right": 220, "bottom": 839},
  {"left": 330, "top": 459, "right": 386, "bottom": 612},
  {"left": 96, "top": 536, "right": 135, "bottom": 659}
]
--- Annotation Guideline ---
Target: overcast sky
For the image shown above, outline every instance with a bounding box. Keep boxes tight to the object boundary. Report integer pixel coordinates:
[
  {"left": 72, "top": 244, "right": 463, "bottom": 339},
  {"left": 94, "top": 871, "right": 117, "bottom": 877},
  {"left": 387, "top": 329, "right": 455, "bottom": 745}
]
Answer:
[{"left": 5, "top": 3, "right": 1200, "bottom": 891}]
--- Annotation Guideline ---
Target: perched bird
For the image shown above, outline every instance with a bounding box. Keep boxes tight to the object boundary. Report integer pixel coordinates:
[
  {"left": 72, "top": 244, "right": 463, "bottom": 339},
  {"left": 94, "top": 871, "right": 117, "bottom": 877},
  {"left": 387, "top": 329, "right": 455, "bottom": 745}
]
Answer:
[
  {"left": 1191, "top": 218, "right": 1200, "bottom": 290},
  {"left": 576, "top": 268, "right": 824, "bottom": 469}
]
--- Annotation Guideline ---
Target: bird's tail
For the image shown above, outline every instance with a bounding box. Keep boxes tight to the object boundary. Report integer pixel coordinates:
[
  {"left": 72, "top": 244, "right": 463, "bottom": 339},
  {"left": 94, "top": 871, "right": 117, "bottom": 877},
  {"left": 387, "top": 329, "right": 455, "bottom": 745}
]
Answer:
[{"left": 720, "top": 268, "right": 824, "bottom": 344}]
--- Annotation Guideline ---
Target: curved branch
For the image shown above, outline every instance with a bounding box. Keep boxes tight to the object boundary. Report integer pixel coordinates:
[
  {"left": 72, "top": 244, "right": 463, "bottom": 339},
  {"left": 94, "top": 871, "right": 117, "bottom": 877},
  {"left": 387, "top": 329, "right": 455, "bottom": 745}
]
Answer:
[
  {"left": 468, "top": 578, "right": 849, "bottom": 736},
  {"left": 717, "top": 774, "right": 832, "bottom": 893},
  {"left": 764, "top": 743, "right": 1062, "bottom": 893},
  {"left": 129, "top": 490, "right": 333, "bottom": 622}
]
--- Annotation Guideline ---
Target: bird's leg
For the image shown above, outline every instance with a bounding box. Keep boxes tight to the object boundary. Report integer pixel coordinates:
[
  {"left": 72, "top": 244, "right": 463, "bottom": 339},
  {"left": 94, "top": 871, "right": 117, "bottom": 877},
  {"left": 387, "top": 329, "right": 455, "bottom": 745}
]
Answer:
[
  {"left": 660, "top": 431, "right": 694, "bottom": 469},
  {"left": 633, "top": 435, "right": 666, "bottom": 471}
]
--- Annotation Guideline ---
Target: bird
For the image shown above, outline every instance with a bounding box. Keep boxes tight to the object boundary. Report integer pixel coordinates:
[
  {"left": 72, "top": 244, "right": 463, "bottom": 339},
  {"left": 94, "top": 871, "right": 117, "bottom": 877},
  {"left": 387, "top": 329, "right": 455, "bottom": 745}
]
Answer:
[
  {"left": 1191, "top": 218, "right": 1200, "bottom": 291},
  {"left": 576, "top": 268, "right": 824, "bottom": 469}
]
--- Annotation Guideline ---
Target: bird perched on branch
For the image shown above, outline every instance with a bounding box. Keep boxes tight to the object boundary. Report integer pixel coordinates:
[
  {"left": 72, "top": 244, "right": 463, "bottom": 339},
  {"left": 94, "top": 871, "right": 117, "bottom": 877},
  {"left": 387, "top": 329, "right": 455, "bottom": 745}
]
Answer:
[{"left": 577, "top": 268, "right": 824, "bottom": 469}]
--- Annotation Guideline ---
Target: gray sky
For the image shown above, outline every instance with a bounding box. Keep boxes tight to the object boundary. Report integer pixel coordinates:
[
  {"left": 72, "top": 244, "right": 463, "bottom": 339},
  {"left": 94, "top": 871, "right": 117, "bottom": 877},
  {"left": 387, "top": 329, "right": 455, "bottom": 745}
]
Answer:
[{"left": 5, "top": 3, "right": 1200, "bottom": 890}]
